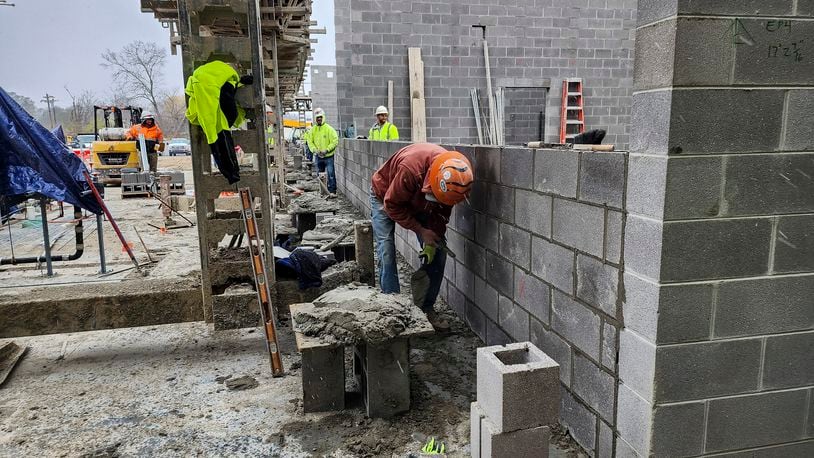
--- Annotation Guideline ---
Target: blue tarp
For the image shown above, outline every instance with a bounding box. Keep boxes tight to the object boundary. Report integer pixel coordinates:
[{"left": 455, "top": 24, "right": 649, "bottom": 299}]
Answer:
[{"left": 0, "top": 87, "right": 101, "bottom": 214}]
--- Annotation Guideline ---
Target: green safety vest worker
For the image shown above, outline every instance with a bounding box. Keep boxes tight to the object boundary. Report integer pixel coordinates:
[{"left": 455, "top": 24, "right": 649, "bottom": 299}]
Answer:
[
  {"left": 307, "top": 110, "right": 338, "bottom": 158},
  {"left": 368, "top": 105, "right": 399, "bottom": 141},
  {"left": 266, "top": 124, "right": 275, "bottom": 147},
  {"left": 184, "top": 60, "right": 246, "bottom": 144}
]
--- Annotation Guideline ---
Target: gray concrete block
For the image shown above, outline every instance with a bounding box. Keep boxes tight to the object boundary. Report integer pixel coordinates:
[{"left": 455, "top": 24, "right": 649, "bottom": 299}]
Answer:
[
  {"left": 476, "top": 146, "right": 501, "bottom": 182},
  {"left": 655, "top": 338, "right": 762, "bottom": 402},
  {"left": 633, "top": 17, "right": 676, "bottom": 91},
  {"left": 358, "top": 339, "right": 411, "bottom": 418},
  {"left": 498, "top": 295, "right": 530, "bottom": 342},
  {"left": 636, "top": 0, "right": 677, "bottom": 26},
  {"left": 301, "top": 346, "right": 346, "bottom": 413},
  {"left": 534, "top": 150, "right": 579, "bottom": 198},
  {"left": 723, "top": 153, "right": 814, "bottom": 216},
  {"left": 499, "top": 223, "right": 531, "bottom": 270},
  {"left": 801, "top": 0, "right": 814, "bottom": 15},
  {"left": 514, "top": 267, "right": 551, "bottom": 325},
  {"left": 616, "top": 383, "right": 653, "bottom": 457},
  {"left": 572, "top": 354, "right": 615, "bottom": 423},
  {"left": 784, "top": 90, "right": 814, "bottom": 151},
  {"left": 579, "top": 152, "right": 626, "bottom": 209},
  {"left": 466, "top": 300, "right": 487, "bottom": 343},
  {"left": 651, "top": 401, "right": 705, "bottom": 457},
  {"left": 476, "top": 213, "right": 500, "bottom": 250},
  {"left": 669, "top": 89, "right": 784, "bottom": 154},
  {"left": 673, "top": 18, "right": 734, "bottom": 86},
  {"left": 551, "top": 290, "right": 601, "bottom": 361},
  {"left": 531, "top": 236, "right": 575, "bottom": 294},
  {"left": 630, "top": 90, "right": 672, "bottom": 156},
  {"left": 515, "top": 189, "right": 552, "bottom": 238},
  {"left": 476, "top": 342, "right": 560, "bottom": 433},
  {"left": 456, "top": 263, "right": 476, "bottom": 301},
  {"left": 529, "top": 318, "right": 572, "bottom": 387},
  {"left": 605, "top": 211, "right": 623, "bottom": 264},
  {"left": 560, "top": 386, "right": 597, "bottom": 454},
  {"left": 471, "top": 402, "right": 550, "bottom": 458},
  {"left": 454, "top": 203, "right": 477, "bottom": 240},
  {"left": 500, "top": 147, "right": 534, "bottom": 189},
  {"left": 664, "top": 155, "right": 723, "bottom": 219},
  {"left": 552, "top": 199, "right": 604, "bottom": 258},
  {"left": 618, "top": 328, "right": 656, "bottom": 402},
  {"left": 706, "top": 389, "right": 808, "bottom": 452},
  {"left": 762, "top": 331, "right": 814, "bottom": 390},
  {"left": 474, "top": 276, "right": 499, "bottom": 322},
  {"left": 486, "top": 251, "right": 514, "bottom": 298},
  {"left": 464, "top": 239, "right": 487, "bottom": 279},
  {"left": 733, "top": 20, "right": 814, "bottom": 85},
  {"left": 486, "top": 318, "right": 512, "bottom": 346},
  {"left": 576, "top": 255, "right": 619, "bottom": 317},
  {"left": 660, "top": 218, "right": 773, "bottom": 282},
  {"left": 623, "top": 215, "right": 664, "bottom": 281},
  {"left": 715, "top": 275, "right": 814, "bottom": 337},
  {"left": 597, "top": 419, "right": 614, "bottom": 458},
  {"left": 622, "top": 272, "right": 659, "bottom": 341},
  {"left": 601, "top": 322, "right": 618, "bottom": 372},
  {"left": 486, "top": 183, "right": 515, "bottom": 223},
  {"left": 625, "top": 154, "right": 667, "bottom": 219},
  {"left": 678, "top": 0, "right": 794, "bottom": 15},
  {"left": 447, "top": 285, "right": 466, "bottom": 318}
]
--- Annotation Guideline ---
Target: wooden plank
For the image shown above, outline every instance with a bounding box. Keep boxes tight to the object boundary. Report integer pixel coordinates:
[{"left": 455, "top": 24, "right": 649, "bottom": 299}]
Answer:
[
  {"left": 387, "top": 80, "right": 394, "bottom": 122},
  {"left": 411, "top": 99, "right": 427, "bottom": 143},
  {"left": 408, "top": 47, "right": 426, "bottom": 142}
]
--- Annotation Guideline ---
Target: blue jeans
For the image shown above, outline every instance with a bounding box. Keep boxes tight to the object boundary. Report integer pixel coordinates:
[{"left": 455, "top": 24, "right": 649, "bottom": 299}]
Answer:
[
  {"left": 316, "top": 155, "right": 336, "bottom": 193},
  {"left": 414, "top": 233, "right": 447, "bottom": 312}
]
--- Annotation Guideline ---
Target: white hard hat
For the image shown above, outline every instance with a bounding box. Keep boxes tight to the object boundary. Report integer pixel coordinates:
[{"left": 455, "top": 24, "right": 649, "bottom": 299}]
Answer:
[
  {"left": 375, "top": 105, "right": 389, "bottom": 115},
  {"left": 314, "top": 108, "right": 325, "bottom": 118},
  {"left": 142, "top": 112, "right": 155, "bottom": 120}
]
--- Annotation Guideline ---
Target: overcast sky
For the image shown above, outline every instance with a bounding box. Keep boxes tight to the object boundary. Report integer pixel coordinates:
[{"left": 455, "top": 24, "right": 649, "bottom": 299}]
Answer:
[{"left": 0, "top": 0, "right": 335, "bottom": 107}]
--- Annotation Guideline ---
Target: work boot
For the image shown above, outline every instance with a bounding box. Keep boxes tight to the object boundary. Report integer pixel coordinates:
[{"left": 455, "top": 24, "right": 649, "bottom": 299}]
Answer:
[{"left": 426, "top": 310, "right": 451, "bottom": 333}]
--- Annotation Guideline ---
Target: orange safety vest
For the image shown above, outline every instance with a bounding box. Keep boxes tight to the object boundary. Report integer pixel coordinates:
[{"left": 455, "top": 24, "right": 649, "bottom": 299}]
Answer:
[{"left": 127, "top": 123, "right": 164, "bottom": 143}]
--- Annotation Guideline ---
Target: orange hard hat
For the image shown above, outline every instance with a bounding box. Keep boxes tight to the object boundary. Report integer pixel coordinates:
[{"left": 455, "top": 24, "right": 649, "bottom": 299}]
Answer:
[{"left": 428, "top": 151, "right": 474, "bottom": 206}]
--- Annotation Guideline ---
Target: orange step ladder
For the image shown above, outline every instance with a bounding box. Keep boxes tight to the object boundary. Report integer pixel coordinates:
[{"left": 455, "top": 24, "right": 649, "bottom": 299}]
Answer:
[{"left": 559, "top": 78, "right": 585, "bottom": 143}]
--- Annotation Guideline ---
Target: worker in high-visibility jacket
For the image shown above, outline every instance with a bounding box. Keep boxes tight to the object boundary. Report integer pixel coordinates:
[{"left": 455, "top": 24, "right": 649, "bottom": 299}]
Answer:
[
  {"left": 301, "top": 127, "right": 313, "bottom": 161},
  {"left": 185, "top": 60, "right": 252, "bottom": 184},
  {"left": 306, "top": 108, "right": 339, "bottom": 196},
  {"left": 368, "top": 105, "right": 399, "bottom": 141},
  {"left": 125, "top": 112, "right": 163, "bottom": 173}
]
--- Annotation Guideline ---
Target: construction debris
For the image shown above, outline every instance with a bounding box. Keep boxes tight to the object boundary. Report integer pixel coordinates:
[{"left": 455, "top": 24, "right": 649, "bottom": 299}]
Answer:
[
  {"left": 0, "top": 341, "right": 28, "bottom": 386},
  {"left": 289, "top": 192, "right": 341, "bottom": 214}
]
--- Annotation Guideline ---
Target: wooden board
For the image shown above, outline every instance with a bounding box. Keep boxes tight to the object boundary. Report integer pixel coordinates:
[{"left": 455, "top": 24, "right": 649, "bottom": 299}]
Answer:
[
  {"left": 408, "top": 47, "right": 427, "bottom": 142},
  {"left": 0, "top": 342, "right": 27, "bottom": 387},
  {"left": 411, "top": 99, "right": 427, "bottom": 143},
  {"left": 387, "top": 80, "right": 394, "bottom": 121}
]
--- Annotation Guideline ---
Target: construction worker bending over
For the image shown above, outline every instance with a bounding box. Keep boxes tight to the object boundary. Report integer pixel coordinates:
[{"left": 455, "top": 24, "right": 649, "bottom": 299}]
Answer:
[
  {"left": 307, "top": 108, "right": 338, "bottom": 196},
  {"left": 368, "top": 105, "right": 398, "bottom": 141},
  {"left": 126, "top": 112, "right": 163, "bottom": 173},
  {"left": 369, "top": 143, "right": 473, "bottom": 326}
]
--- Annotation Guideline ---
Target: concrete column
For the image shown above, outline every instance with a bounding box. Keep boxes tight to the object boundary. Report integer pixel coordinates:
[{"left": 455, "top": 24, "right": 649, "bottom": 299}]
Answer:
[{"left": 622, "top": 3, "right": 814, "bottom": 456}]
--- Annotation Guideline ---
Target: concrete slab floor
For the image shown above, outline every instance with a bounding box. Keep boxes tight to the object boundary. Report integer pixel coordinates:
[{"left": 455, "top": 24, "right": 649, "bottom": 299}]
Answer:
[{"left": 0, "top": 317, "right": 585, "bottom": 457}]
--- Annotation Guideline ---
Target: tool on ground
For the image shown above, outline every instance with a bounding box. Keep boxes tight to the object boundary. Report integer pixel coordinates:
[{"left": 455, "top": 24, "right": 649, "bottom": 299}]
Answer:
[
  {"left": 132, "top": 226, "right": 155, "bottom": 263},
  {"left": 559, "top": 78, "right": 585, "bottom": 143},
  {"left": 0, "top": 341, "right": 28, "bottom": 387},
  {"left": 82, "top": 170, "right": 141, "bottom": 271},
  {"left": 319, "top": 226, "right": 354, "bottom": 251},
  {"left": 421, "top": 437, "right": 446, "bottom": 455},
  {"left": 239, "top": 187, "right": 284, "bottom": 377},
  {"left": 147, "top": 191, "right": 195, "bottom": 227}
]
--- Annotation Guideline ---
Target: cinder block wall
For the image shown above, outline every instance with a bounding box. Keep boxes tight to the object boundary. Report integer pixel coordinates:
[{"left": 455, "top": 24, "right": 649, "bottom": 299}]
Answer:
[
  {"left": 310, "top": 65, "right": 339, "bottom": 128},
  {"left": 336, "top": 138, "right": 627, "bottom": 455},
  {"left": 334, "top": 0, "right": 637, "bottom": 147}
]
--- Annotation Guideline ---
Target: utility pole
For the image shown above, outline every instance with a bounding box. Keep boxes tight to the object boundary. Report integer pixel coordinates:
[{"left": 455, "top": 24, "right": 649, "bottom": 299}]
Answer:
[{"left": 41, "top": 93, "right": 56, "bottom": 128}]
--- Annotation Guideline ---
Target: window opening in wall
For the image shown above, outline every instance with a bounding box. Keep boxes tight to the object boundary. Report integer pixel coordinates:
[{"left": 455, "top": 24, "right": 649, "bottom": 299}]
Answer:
[{"left": 503, "top": 87, "right": 547, "bottom": 146}]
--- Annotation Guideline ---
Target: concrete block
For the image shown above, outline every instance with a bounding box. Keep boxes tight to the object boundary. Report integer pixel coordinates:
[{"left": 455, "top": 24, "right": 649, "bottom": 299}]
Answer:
[
  {"left": 498, "top": 223, "right": 531, "bottom": 270},
  {"left": 664, "top": 155, "right": 723, "bottom": 219},
  {"left": 733, "top": 20, "right": 814, "bottom": 85},
  {"left": 576, "top": 255, "right": 619, "bottom": 317},
  {"left": 476, "top": 342, "right": 560, "bottom": 433},
  {"left": 706, "top": 389, "right": 808, "bottom": 452},
  {"left": 551, "top": 290, "right": 601, "bottom": 361},
  {"left": 514, "top": 267, "right": 551, "bottom": 325},
  {"left": 772, "top": 215, "right": 814, "bottom": 273},
  {"left": 560, "top": 386, "right": 597, "bottom": 454},
  {"left": 630, "top": 90, "right": 672, "bottom": 156},
  {"left": 476, "top": 146, "right": 501, "bottom": 182},
  {"left": 801, "top": 0, "right": 814, "bottom": 15},
  {"left": 470, "top": 402, "right": 550, "bottom": 458},
  {"left": 486, "top": 319, "right": 512, "bottom": 346},
  {"left": 668, "top": 89, "right": 784, "bottom": 154},
  {"left": 498, "top": 295, "right": 530, "bottom": 342},
  {"left": 636, "top": 0, "right": 677, "bottom": 26},
  {"left": 486, "top": 184, "right": 515, "bottom": 223},
  {"left": 476, "top": 213, "right": 500, "bottom": 250},
  {"left": 456, "top": 263, "right": 476, "bottom": 301},
  {"left": 604, "top": 211, "right": 623, "bottom": 266},
  {"left": 474, "top": 276, "right": 499, "bottom": 322},
  {"left": 714, "top": 275, "right": 814, "bottom": 337},
  {"left": 677, "top": 0, "right": 794, "bottom": 15},
  {"left": 651, "top": 402, "right": 705, "bottom": 457},
  {"left": 357, "top": 339, "right": 410, "bottom": 418},
  {"left": 673, "top": 18, "right": 735, "bottom": 86},
  {"left": 784, "top": 90, "right": 814, "bottom": 151},
  {"left": 616, "top": 383, "right": 653, "bottom": 457},
  {"left": 301, "top": 346, "right": 345, "bottom": 413},
  {"left": 486, "top": 251, "right": 514, "bottom": 298},
  {"left": 625, "top": 154, "right": 667, "bottom": 219},
  {"left": 633, "top": 18, "right": 676, "bottom": 91},
  {"left": 654, "top": 338, "right": 762, "bottom": 402},
  {"left": 618, "top": 329, "right": 656, "bottom": 402},
  {"left": 723, "top": 153, "right": 814, "bottom": 216},
  {"left": 515, "top": 189, "right": 552, "bottom": 238},
  {"left": 464, "top": 239, "right": 487, "bottom": 279},
  {"left": 468, "top": 181, "right": 488, "bottom": 213},
  {"left": 601, "top": 322, "right": 618, "bottom": 372},
  {"left": 622, "top": 215, "right": 664, "bottom": 281},
  {"left": 454, "top": 203, "right": 477, "bottom": 239},
  {"left": 762, "top": 331, "right": 814, "bottom": 389},
  {"left": 597, "top": 420, "right": 614, "bottom": 458},
  {"left": 572, "top": 354, "right": 615, "bottom": 423},
  {"left": 466, "top": 300, "right": 488, "bottom": 343},
  {"left": 530, "top": 236, "right": 574, "bottom": 294},
  {"left": 500, "top": 147, "right": 534, "bottom": 189},
  {"left": 660, "top": 218, "right": 773, "bottom": 282},
  {"left": 447, "top": 285, "right": 466, "bottom": 318},
  {"left": 529, "top": 319, "right": 572, "bottom": 387},
  {"left": 534, "top": 150, "right": 578, "bottom": 198},
  {"left": 552, "top": 199, "right": 604, "bottom": 258},
  {"left": 579, "top": 152, "right": 626, "bottom": 209}
]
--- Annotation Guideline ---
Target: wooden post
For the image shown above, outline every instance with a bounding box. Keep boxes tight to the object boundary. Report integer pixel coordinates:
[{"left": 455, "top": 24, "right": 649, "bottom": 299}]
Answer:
[
  {"left": 387, "top": 80, "right": 394, "bottom": 122},
  {"left": 408, "top": 48, "right": 427, "bottom": 142}
]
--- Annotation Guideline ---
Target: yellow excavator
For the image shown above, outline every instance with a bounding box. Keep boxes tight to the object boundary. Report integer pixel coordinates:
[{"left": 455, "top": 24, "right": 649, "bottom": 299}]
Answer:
[{"left": 89, "top": 105, "right": 143, "bottom": 185}]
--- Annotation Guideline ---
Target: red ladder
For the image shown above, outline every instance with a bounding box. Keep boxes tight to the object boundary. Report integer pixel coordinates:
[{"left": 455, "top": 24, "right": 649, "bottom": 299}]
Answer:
[{"left": 559, "top": 78, "right": 585, "bottom": 143}]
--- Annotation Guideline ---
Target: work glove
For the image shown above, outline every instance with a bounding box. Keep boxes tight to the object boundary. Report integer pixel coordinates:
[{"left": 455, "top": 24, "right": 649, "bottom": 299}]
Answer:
[
  {"left": 317, "top": 150, "right": 327, "bottom": 158},
  {"left": 419, "top": 244, "right": 437, "bottom": 265}
]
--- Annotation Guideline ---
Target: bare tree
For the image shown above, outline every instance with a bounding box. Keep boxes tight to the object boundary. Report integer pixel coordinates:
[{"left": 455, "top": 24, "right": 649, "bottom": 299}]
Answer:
[
  {"left": 158, "top": 90, "right": 189, "bottom": 139},
  {"left": 7, "top": 91, "right": 39, "bottom": 116},
  {"left": 64, "top": 87, "right": 97, "bottom": 134},
  {"left": 100, "top": 41, "right": 166, "bottom": 116}
]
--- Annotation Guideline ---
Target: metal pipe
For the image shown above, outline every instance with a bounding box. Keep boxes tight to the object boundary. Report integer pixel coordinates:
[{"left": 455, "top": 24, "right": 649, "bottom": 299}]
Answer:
[
  {"left": 97, "top": 213, "right": 107, "bottom": 273},
  {"left": 0, "top": 206, "right": 85, "bottom": 266},
  {"left": 40, "top": 199, "right": 53, "bottom": 276}
]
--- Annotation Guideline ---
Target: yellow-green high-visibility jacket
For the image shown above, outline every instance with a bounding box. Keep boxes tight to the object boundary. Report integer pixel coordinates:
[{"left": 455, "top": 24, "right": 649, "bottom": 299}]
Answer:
[
  {"left": 184, "top": 60, "right": 245, "bottom": 145},
  {"left": 368, "top": 122, "right": 399, "bottom": 141},
  {"left": 307, "top": 123, "right": 338, "bottom": 158},
  {"left": 266, "top": 124, "right": 275, "bottom": 146}
]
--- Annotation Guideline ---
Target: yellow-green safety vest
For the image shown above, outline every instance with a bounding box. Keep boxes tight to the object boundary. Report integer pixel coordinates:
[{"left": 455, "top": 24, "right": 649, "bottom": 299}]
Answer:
[
  {"left": 184, "top": 60, "right": 245, "bottom": 145},
  {"left": 368, "top": 122, "right": 399, "bottom": 141}
]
